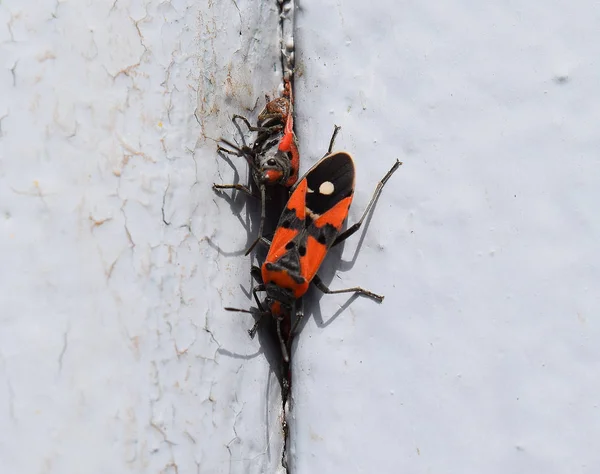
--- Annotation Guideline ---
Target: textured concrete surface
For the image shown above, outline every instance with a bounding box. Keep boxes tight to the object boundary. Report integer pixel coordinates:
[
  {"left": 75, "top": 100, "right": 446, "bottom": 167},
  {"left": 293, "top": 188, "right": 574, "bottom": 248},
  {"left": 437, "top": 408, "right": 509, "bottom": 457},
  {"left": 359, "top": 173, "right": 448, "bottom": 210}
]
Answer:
[
  {"left": 291, "top": 1, "right": 600, "bottom": 473},
  {"left": 1, "top": 1, "right": 285, "bottom": 473}
]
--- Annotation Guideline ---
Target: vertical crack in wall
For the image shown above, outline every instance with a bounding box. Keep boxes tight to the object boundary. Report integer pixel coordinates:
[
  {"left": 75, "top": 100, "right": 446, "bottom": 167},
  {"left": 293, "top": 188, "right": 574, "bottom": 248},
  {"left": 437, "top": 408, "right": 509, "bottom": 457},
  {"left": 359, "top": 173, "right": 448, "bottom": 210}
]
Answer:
[
  {"left": 279, "top": 0, "right": 295, "bottom": 84},
  {"left": 277, "top": 1, "right": 295, "bottom": 472}
]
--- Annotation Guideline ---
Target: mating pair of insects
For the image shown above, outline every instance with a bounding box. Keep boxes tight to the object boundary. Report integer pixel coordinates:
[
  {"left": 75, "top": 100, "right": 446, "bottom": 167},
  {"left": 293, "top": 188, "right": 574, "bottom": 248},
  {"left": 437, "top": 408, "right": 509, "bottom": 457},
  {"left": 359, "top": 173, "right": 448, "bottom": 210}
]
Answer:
[{"left": 215, "top": 80, "right": 401, "bottom": 362}]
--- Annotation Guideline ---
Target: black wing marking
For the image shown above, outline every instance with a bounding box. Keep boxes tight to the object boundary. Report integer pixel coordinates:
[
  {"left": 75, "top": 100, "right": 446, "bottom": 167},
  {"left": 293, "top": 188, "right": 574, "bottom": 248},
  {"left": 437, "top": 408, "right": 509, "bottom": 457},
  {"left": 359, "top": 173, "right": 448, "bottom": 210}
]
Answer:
[{"left": 304, "top": 152, "right": 355, "bottom": 216}]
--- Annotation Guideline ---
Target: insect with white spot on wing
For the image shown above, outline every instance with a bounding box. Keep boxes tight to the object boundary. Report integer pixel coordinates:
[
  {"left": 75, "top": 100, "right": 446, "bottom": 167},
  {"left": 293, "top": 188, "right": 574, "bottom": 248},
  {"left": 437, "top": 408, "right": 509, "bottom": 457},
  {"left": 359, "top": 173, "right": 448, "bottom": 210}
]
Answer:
[{"left": 225, "top": 151, "right": 402, "bottom": 361}]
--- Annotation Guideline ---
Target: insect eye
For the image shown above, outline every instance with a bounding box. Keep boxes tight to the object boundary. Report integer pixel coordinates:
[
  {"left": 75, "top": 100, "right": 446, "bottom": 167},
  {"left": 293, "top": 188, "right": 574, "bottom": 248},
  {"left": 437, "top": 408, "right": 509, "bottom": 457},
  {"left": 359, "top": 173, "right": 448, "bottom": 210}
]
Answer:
[{"left": 267, "top": 159, "right": 277, "bottom": 166}]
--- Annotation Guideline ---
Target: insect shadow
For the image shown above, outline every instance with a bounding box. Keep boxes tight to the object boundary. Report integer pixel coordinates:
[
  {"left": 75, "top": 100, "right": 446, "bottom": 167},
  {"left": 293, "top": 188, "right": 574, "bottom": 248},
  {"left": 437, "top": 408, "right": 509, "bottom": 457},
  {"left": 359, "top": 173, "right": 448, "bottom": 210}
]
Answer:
[
  {"left": 212, "top": 108, "right": 294, "bottom": 394},
  {"left": 210, "top": 123, "right": 260, "bottom": 255},
  {"left": 216, "top": 315, "right": 287, "bottom": 383},
  {"left": 294, "top": 179, "right": 391, "bottom": 333}
]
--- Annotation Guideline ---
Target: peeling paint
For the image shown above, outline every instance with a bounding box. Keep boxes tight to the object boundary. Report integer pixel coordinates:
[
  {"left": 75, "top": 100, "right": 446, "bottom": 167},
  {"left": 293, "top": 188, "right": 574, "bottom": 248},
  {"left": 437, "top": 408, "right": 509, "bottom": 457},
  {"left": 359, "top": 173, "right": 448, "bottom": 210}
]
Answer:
[{"left": 0, "top": 1, "right": 285, "bottom": 473}]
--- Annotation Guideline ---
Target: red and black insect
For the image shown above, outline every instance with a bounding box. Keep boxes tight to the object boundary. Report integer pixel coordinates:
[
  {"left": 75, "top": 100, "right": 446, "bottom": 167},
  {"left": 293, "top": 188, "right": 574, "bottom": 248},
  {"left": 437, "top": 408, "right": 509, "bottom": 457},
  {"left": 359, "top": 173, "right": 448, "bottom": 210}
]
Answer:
[
  {"left": 214, "top": 79, "right": 299, "bottom": 254},
  {"left": 227, "top": 151, "right": 402, "bottom": 361}
]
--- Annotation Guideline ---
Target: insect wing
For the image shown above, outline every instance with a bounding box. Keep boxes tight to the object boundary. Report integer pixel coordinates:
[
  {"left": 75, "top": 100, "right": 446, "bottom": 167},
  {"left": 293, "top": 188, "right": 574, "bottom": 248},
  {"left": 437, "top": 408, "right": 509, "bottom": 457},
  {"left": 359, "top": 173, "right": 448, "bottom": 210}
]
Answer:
[
  {"left": 301, "top": 152, "right": 355, "bottom": 282},
  {"left": 265, "top": 178, "right": 307, "bottom": 265},
  {"left": 263, "top": 152, "right": 356, "bottom": 294},
  {"left": 304, "top": 152, "right": 355, "bottom": 215}
]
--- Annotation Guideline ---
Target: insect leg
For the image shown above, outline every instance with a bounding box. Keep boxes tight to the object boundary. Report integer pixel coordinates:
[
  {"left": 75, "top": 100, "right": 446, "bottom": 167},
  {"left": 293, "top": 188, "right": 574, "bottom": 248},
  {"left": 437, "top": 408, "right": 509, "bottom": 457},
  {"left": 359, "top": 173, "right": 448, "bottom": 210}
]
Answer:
[
  {"left": 217, "top": 145, "right": 242, "bottom": 157},
  {"left": 333, "top": 159, "right": 402, "bottom": 247},
  {"left": 312, "top": 274, "right": 384, "bottom": 303},
  {"left": 282, "top": 299, "right": 303, "bottom": 367},
  {"left": 250, "top": 236, "right": 273, "bottom": 250},
  {"left": 248, "top": 284, "right": 267, "bottom": 338},
  {"left": 276, "top": 317, "right": 290, "bottom": 363},
  {"left": 250, "top": 265, "right": 263, "bottom": 283},
  {"left": 217, "top": 138, "right": 252, "bottom": 156},
  {"left": 217, "top": 138, "right": 257, "bottom": 166},
  {"left": 233, "top": 114, "right": 281, "bottom": 133},
  {"left": 231, "top": 114, "right": 254, "bottom": 131},
  {"left": 289, "top": 298, "right": 304, "bottom": 339},
  {"left": 326, "top": 125, "right": 342, "bottom": 155},
  {"left": 212, "top": 183, "right": 257, "bottom": 198},
  {"left": 252, "top": 283, "right": 266, "bottom": 310}
]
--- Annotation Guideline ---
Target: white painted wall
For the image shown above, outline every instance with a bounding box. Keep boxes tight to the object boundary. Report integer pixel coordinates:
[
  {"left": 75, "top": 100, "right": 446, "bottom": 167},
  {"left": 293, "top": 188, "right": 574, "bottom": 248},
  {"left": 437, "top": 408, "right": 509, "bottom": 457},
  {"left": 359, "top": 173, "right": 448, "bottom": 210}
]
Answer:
[
  {"left": 1, "top": 1, "right": 599, "bottom": 474},
  {"left": 1, "top": 1, "right": 285, "bottom": 473},
  {"left": 292, "top": 1, "right": 600, "bottom": 473}
]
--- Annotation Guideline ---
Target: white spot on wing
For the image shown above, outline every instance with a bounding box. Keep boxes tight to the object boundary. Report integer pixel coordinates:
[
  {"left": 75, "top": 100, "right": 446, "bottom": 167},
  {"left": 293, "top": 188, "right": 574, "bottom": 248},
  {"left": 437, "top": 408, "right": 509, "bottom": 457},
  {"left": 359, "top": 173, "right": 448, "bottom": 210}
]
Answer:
[
  {"left": 307, "top": 187, "right": 314, "bottom": 193},
  {"left": 319, "top": 181, "right": 334, "bottom": 195}
]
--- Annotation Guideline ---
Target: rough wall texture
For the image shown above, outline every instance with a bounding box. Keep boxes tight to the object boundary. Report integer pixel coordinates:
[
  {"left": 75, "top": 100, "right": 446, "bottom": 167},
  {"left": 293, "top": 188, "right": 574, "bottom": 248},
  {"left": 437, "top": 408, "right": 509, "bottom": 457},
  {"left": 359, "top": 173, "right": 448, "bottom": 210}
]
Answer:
[
  {"left": 1, "top": 1, "right": 285, "bottom": 473},
  {"left": 292, "top": 1, "right": 600, "bottom": 473}
]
